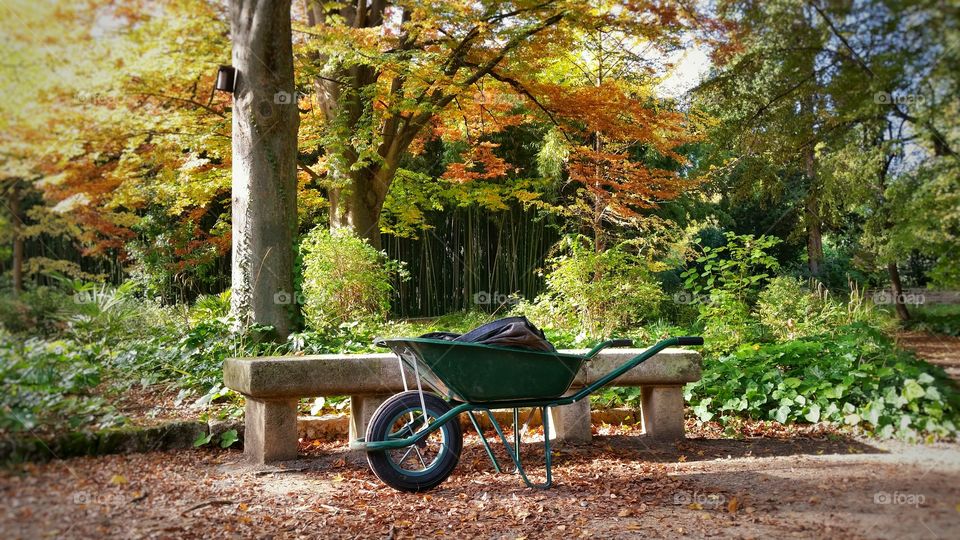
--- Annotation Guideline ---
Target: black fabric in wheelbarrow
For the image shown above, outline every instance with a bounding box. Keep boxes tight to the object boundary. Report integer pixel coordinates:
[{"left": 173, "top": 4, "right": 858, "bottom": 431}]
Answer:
[{"left": 418, "top": 316, "right": 556, "bottom": 352}]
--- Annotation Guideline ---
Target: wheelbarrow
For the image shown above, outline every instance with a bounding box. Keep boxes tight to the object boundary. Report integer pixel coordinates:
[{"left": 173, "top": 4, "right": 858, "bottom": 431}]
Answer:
[{"left": 351, "top": 335, "right": 704, "bottom": 491}]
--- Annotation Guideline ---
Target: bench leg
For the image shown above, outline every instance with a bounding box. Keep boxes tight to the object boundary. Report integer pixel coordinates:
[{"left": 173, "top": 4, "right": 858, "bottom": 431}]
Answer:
[
  {"left": 548, "top": 393, "right": 592, "bottom": 443},
  {"left": 244, "top": 398, "right": 298, "bottom": 464},
  {"left": 349, "top": 394, "right": 391, "bottom": 442},
  {"left": 640, "top": 385, "right": 686, "bottom": 440}
]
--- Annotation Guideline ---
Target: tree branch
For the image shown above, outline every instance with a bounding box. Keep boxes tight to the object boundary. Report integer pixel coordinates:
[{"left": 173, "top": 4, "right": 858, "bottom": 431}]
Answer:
[
  {"left": 482, "top": 67, "right": 571, "bottom": 141},
  {"left": 298, "top": 159, "right": 324, "bottom": 182},
  {"left": 808, "top": 0, "right": 957, "bottom": 160},
  {"left": 807, "top": 1, "right": 874, "bottom": 76},
  {"left": 405, "top": 11, "right": 566, "bottom": 146},
  {"left": 435, "top": 12, "right": 565, "bottom": 110},
  {"left": 137, "top": 91, "right": 227, "bottom": 118}
]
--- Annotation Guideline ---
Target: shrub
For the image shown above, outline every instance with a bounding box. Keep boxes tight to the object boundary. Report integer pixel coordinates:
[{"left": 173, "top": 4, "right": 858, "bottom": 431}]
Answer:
[
  {"left": 756, "top": 276, "right": 828, "bottom": 341},
  {"left": 0, "top": 331, "right": 123, "bottom": 435},
  {"left": 0, "top": 286, "right": 69, "bottom": 335},
  {"left": 514, "top": 235, "right": 663, "bottom": 339},
  {"left": 685, "top": 323, "right": 960, "bottom": 441},
  {"left": 300, "top": 227, "right": 403, "bottom": 331},
  {"left": 681, "top": 233, "right": 781, "bottom": 352},
  {"left": 697, "top": 290, "right": 759, "bottom": 353},
  {"left": 55, "top": 279, "right": 147, "bottom": 344},
  {"left": 682, "top": 232, "right": 782, "bottom": 305}
]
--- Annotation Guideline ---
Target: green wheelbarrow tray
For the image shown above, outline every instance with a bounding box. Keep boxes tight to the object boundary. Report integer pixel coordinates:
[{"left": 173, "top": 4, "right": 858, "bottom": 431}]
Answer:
[
  {"left": 354, "top": 335, "right": 704, "bottom": 490},
  {"left": 376, "top": 336, "right": 591, "bottom": 402}
]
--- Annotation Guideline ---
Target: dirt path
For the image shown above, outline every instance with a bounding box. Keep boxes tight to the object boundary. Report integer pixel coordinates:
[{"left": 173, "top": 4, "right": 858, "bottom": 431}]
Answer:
[
  {"left": 3, "top": 432, "right": 958, "bottom": 539},
  {"left": 898, "top": 331, "right": 960, "bottom": 382}
]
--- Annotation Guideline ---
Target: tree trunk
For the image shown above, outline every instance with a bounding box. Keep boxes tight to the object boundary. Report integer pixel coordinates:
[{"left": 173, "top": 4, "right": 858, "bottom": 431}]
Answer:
[
  {"left": 888, "top": 261, "right": 911, "bottom": 321},
  {"left": 9, "top": 182, "right": 23, "bottom": 296},
  {"left": 327, "top": 164, "right": 392, "bottom": 249},
  {"left": 803, "top": 146, "right": 824, "bottom": 277},
  {"left": 307, "top": 1, "right": 390, "bottom": 249},
  {"left": 229, "top": 0, "right": 300, "bottom": 338},
  {"left": 805, "top": 193, "right": 824, "bottom": 277}
]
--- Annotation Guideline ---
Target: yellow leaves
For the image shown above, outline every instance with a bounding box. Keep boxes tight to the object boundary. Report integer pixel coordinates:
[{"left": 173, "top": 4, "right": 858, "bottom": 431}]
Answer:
[
  {"left": 512, "top": 190, "right": 542, "bottom": 205},
  {"left": 727, "top": 496, "right": 740, "bottom": 514},
  {"left": 109, "top": 474, "right": 127, "bottom": 485},
  {"left": 166, "top": 167, "right": 230, "bottom": 215},
  {"left": 108, "top": 211, "right": 141, "bottom": 229}
]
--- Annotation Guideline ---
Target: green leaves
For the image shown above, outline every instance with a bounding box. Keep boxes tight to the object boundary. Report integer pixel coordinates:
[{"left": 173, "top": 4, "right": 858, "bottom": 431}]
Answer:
[
  {"left": 219, "top": 429, "right": 239, "bottom": 448},
  {"left": 692, "top": 399, "right": 715, "bottom": 422},
  {"left": 300, "top": 227, "right": 404, "bottom": 332},
  {"left": 902, "top": 380, "right": 926, "bottom": 402},
  {"left": 684, "top": 324, "right": 960, "bottom": 441},
  {"left": 192, "top": 429, "right": 237, "bottom": 448},
  {"left": 803, "top": 403, "right": 821, "bottom": 423},
  {"left": 512, "top": 235, "right": 664, "bottom": 339},
  {"left": 192, "top": 432, "right": 213, "bottom": 448}
]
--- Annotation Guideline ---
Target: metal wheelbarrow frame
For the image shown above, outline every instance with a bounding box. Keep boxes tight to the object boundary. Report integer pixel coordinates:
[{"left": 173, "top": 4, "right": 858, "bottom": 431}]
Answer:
[{"left": 352, "top": 335, "right": 703, "bottom": 491}]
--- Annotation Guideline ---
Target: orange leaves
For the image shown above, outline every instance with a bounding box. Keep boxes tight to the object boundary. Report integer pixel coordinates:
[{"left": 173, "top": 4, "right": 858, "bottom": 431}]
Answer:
[
  {"left": 568, "top": 147, "right": 697, "bottom": 222},
  {"left": 442, "top": 142, "right": 509, "bottom": 183},
  {"left": 434, "top": 84, "right": 528, "bottom": 142},
  {"left": 532, "top": 80, "right": 692, "bottom": 160}
]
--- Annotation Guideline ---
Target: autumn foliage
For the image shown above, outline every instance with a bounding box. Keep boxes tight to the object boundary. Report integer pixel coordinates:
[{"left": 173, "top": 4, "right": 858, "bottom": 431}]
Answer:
[{"left": 4, "top": 0, "right": 706, "bottom": 291}]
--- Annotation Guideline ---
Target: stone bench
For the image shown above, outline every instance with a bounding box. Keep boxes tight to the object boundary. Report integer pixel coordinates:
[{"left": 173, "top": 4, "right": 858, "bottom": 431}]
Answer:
[{"left": 224, "top": 347, "right": 701, "bottom": 464}]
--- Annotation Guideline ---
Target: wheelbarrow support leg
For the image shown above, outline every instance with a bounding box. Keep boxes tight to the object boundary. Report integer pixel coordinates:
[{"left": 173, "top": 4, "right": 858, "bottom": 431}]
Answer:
[
  {"left": 485, "top": 408, "right": 553, "bottom": 489},
  {"left": 513, "top": 408, "right": 521, "bottom": 464},
  {"left": 467, "top": 410, "right": 503, "bottom": 474}
]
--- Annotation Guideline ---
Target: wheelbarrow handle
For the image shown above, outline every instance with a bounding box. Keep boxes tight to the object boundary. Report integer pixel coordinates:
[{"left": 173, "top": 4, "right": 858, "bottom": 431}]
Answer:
[
  {"left": 585, "top": 338, "right": 634, "bottom": 358},
  {"left": 676, "top": 336, "right": 704, "bottom": 346}
]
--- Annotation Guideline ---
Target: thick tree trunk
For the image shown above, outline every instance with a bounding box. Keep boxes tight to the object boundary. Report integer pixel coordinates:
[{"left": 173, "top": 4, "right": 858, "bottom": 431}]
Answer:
[
  {"left": 329, "top": 164, "right": 392, "bottom": 249},
  {"left": 888, "top": 261, "right": 911, "bottom": 321},
  {"left": 229, "top": 0, "right": 299, "bottom": 338},
  {"left": 803, "top": 147, "right": 824, "bottom": 277},
  {"left": 9, "top": 182, "right": 23, "bottom": 296},
  {"left": 308, "top": 1, "right": 389, "bottom": 249},
  {"left": 805, "top": 194, "right": 824, "bottom": 277}
]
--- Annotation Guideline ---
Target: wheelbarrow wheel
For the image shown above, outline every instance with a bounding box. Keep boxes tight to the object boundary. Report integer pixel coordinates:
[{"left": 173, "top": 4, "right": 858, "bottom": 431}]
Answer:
[{"left": 365, "top": 391, "right": 462, "bottom": 492}]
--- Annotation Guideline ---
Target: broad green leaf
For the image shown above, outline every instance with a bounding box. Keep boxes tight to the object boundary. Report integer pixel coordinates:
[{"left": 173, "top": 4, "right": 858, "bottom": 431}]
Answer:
[
  {"left": 804, "top": 403, "right": 821, "bottom": 423},
  {"left": 193, "top": 432, "right": 213, "bottom": 447},
  {"left": 782, "top": 377, "right": 802, "bottom": 389},
  {"left": 902, "top": 380, "right": 925, "bottom": 401},
  {"left": 774, "top": 404, "right": 791, "bottom": 424},
  {"left": 219, "top": 429, "right": 239, "bottom": 448}
]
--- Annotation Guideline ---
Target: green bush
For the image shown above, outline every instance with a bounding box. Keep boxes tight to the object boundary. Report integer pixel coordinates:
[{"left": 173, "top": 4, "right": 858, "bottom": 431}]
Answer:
[
  {"left": 0, "top": 286, "right": 68, "bottom": 335},
  {"left": 0, "top": 331, "right": 123, "bottom": 434},
  {"left": 685, "top": 323, "right": 960, "bottom": 441},
  {"left": 514, "top": 235, "right": 663, "bottom": 339},
  {"left": 756, "top": 276, "right": 830, "bottom": 340},
  {"left": 681, "top": 233, "right": 781, "bottom": 352},
  {"left": 697, "top": 290, "right": 759, "bottom": 353},
  {"left": 300, "top": 227, "right": 404, "bottom": 331}
]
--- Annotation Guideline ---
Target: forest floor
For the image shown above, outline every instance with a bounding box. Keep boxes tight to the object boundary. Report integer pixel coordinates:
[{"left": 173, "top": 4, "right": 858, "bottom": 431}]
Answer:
[
  {"left": 3, "top": 424, "right": 959, "bottom": 539},
  {"left": 898, "top": 331, "right": 960, "bottom": 382}
]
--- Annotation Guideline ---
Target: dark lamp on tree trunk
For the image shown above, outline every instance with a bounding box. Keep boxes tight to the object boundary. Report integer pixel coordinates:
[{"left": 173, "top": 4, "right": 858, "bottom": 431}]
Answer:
[{"left": 215, "top": 65, "right": 236, "bottom": 93}]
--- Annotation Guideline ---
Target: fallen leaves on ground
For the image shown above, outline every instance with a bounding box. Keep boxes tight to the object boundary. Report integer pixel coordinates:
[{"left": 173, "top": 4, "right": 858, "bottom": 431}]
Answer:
[{"left": 2, "top": 423, "right": 958, "bottom": 539}]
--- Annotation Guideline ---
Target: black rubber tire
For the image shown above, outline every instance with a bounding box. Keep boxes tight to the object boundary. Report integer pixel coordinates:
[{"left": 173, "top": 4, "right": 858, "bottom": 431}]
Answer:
[{"left": 365, "top": 391, "right": 462, "bottom": 492}]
